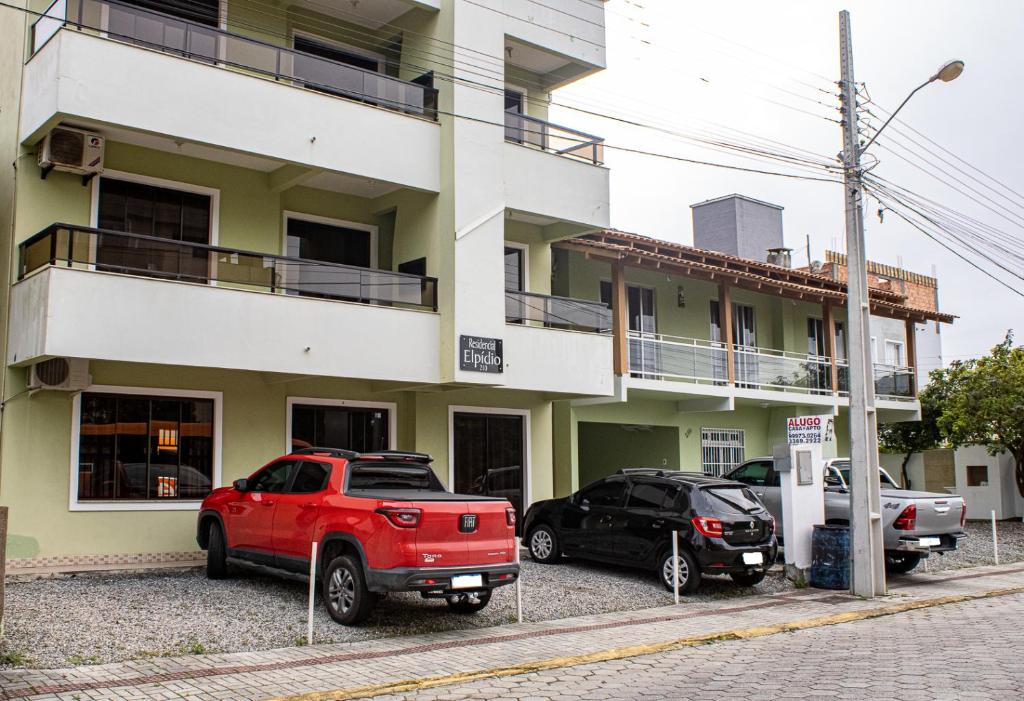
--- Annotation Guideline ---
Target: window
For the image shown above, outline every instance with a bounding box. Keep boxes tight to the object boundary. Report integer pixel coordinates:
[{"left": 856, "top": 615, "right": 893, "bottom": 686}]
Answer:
[
  {"left": 807, "top": 318, "right": 826, "bottom": 357},
  {"left": 626, "top": 482, "right": 677, "bottom": 510},
  {"left": 347, "top": 464, "right": 444, "bottom": 492},
  {"left": 289, "top": 461, "right": 332, "bottom": 493},
  {"left": 286, "top": 217, "right": 373, "bottom": 269},
  {"left": 884, "top": 340, "right": 905, "bottom": 367},
  {"left": 294, "top": 35, "right": 382, "bottom": 73},
  {"left": 249, "top": 460, "right": 297, "bottom": 493},
  {"left": 291, "top": 402, "right": 390, "bottom": 454},
  {"left": 966, "top": 465, "right": 989, "bottom": 487},
  {"left": 579, "top": 477, "right": 627, "bottom": 507},
  {"left": 504, "top": 246, "right": 525, "bottom": 292},
  {"left": 835, "top": 322, "right": 848, "bottom": 361},
  {"left": 700, "top": 428, "right": 745, "bottom": 477},
  {"left": 117, "top": 0, "right": 220, "bottom": 26},
  {"left": 97, "top": 178, "right": 212, "bottom": 281},
  {"left": 78, "top": 392, "right": 215, "bottom": 501},
  {"left": 727, "top": 460, "right": 771, "bottom": 488}
]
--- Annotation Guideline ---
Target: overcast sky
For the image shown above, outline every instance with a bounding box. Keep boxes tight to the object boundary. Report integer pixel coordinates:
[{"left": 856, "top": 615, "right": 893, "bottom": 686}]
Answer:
[{"left": 552, "top": 0, "right": 1023, "bottom": 367}]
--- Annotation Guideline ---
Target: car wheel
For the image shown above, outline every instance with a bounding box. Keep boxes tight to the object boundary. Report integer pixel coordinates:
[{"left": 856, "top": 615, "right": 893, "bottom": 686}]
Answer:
[
  {"left": 323, "top": 555, "right": 375, "bottom": 625},
  {"left": 528, "top": 525, "right": 561, "bottom": 564},
  {"left": 885, "top": 552, "right": 922, "bottom": 575},
  {"left": 206, "top": 522, "right": 230, "bottom": 580},
  {"left": 659, "top": 548, "right": 701, "bottom": 594},
  {"left": 446, "top": 591, "right": 492, "bottom": 614},
  {"left": 730, "top": 570, "right": 767, "bottom": 587}
]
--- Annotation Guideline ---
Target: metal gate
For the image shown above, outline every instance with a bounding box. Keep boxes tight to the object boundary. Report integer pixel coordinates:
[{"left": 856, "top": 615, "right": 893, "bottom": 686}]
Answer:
[{"left": 700, "top": 428, "right": 745, "bottom": 477}]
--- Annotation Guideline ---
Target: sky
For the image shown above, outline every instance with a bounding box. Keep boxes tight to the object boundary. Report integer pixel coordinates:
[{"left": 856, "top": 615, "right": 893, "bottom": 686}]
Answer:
[{"left": 551, "top": 0, "right": 1024, "bottom": 368}]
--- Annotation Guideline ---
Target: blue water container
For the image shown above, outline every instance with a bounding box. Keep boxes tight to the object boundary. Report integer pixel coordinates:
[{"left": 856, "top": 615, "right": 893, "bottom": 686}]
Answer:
[{"left": 809, "top": 524, "right": 850, "bottom": 590}]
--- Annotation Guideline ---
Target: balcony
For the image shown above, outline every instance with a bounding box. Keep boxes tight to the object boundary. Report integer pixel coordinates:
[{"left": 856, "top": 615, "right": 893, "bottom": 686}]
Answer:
[
  {"left": 504, "top": 112, "right": 604, "bottom": 166},
  {"left": 23, "top": 1, "right": 440, "bottom": 192},
  {"left": 10, "top": 225, "right": 441, "bottom": 383},
  {"left": 836, "top": 362, "right": 917, "bottom": 401},
  {"left": 500, "top": 291, "right": 613, "bottom": 396}
]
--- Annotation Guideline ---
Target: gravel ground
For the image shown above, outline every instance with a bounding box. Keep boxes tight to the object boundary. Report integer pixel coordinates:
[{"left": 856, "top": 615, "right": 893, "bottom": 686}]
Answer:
[
  {"left": 4, "top": 520, "right": 1018, "bottom": 670},
  {"left": 0, "top": 556, "right": 790, "bottom": 669}
]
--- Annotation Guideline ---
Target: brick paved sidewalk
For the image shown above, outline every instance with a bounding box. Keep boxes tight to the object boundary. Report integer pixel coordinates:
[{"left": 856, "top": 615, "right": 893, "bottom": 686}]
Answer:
[{"left": 2, "top": 563, "right": 1023, "bottom": 701}]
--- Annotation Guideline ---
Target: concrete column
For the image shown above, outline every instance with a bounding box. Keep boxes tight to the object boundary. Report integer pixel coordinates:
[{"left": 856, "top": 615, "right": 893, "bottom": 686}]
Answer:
[
  {"left": 720, "top": 284, "right": 735, "bottom": 385},
  {"left": 611, "top": 260, "right": 628, "bottom": 376}
]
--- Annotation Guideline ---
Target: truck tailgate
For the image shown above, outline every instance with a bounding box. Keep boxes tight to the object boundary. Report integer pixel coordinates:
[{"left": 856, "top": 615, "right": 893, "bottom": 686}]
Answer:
[
  {"left": 412, "top": 499, "right": 514, "bottom": 568},
  {"left": 911, "top": 496, "right": 965, "bottom": 536}
]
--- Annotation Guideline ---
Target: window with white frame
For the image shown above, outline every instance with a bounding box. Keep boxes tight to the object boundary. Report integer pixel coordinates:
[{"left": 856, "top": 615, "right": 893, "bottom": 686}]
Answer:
[
  {"left": 884, "top": 340, "right": 905, "bottom": 367},
  {"left": 700, "top": 428, "right": 745, "bottom": 478}
]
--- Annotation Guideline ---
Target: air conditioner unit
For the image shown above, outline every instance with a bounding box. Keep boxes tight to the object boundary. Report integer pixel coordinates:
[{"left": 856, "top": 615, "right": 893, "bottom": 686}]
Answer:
[
  {"left": 38, "top": 126, "right": 105, "bottom": 176},
  {"left": 28, "top": 358, "right": 91, "bottom": 391}
]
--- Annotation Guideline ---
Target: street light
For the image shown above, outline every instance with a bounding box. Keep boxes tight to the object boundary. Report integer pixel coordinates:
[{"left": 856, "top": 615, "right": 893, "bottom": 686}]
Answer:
[{"left": 860, "top": 59, "right": 965, "bottom": 153}]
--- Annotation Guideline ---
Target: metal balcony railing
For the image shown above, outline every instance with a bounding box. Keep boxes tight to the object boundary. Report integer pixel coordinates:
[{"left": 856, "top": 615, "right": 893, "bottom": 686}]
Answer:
[
  {"left": 31, "top": 0, "right": 438, "bottom": 120},
  {"left": 833, "top": 360, "right": 917, "bottom": 400},
  {"left": 18, "top": 224, "right": 438, "bottom": 311},
  {"left": 504, "top": 111, "right": 605, "bottom": 165},
  {"left": 505, "top": 290, "right": 611, "bottom": 333},
  {"left": 627, "top": 332, "right": 728, "bottom": 384}
]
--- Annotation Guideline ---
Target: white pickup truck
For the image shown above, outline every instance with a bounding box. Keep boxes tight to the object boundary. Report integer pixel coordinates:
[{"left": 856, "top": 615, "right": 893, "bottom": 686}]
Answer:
[{"left": 724, "top": 457, "right": 968, "bottom": 574}]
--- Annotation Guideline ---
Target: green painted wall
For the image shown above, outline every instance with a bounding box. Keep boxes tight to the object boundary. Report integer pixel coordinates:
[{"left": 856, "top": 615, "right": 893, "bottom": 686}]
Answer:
[
  {"left": 578, "top": 422, "right": 679, "bottom": 487},
  {"left": 505, "top": 220, "right": 552, "bottom": 296}
]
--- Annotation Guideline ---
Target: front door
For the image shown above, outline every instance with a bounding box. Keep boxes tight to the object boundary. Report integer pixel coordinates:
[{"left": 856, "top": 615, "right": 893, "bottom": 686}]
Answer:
[
  {"left": 225, "top": 459, "right": 297, "bottom": 563},
  {"left": 452, "top": 412, "right": 525, "bottom": 530}
]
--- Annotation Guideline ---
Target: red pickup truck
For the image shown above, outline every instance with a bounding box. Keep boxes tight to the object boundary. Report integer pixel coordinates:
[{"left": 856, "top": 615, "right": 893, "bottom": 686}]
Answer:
[{"left": 197, "top": 448, "right": 519, "bottom": 624}]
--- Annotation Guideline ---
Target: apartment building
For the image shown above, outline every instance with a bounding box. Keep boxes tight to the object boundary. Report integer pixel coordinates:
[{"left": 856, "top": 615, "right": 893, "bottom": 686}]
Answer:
[
  {"left": 550, "top": 195, "right": 954, "bottom": 490},
  {"left": 0, "top": 0, "right": 611, "bottom": 567}
]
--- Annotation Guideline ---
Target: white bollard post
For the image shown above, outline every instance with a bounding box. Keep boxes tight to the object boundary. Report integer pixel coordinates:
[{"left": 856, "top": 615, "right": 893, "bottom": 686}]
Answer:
[
  {"left": 514, "top": 536, "right": 523, "bottom": 624},
  {"left": 307, "top": 540, "right": 318, "bottom": 646},
  {"left": 992, "top": 510, "right": 1000, "bottom": 565},
  {"left": 672, "top": 531, "right": 680, "bottom": 606}
]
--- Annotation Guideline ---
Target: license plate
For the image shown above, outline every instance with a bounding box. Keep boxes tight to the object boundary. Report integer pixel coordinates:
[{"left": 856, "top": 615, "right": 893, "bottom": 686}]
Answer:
[
  {"left": 451, "top": 574, "right": 483, "bottom": 589},
  {"left": 918, "top": 537, "right": 941, "bottom": 547},
  {"left": 742, "top": 552, "right": 764, "bottom": 565}
]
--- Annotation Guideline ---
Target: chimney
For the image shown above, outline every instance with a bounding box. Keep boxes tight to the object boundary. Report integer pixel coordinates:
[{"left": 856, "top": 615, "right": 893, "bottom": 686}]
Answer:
[
  {"left": 766, "top": 247, "right": 793, "bottom": 268},
  {"left": 690, "top": 194, "right": 784, "bottom": 261}
]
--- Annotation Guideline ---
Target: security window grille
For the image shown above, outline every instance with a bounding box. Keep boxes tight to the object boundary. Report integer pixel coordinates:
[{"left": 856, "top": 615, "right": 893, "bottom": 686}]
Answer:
[{"left": 700, "top": 428, "right": 745, "bottom": 478}]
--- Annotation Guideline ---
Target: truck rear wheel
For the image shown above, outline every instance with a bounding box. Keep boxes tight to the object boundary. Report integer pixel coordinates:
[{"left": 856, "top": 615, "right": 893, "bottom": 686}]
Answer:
[
  {"left": 446, "top": 591, "right": 491, "bottom": 614},
  {"left": 323, "top": 555, "right": 375, "bottom": 625},
  {"left": 885, "top": 552, "right": 922, "bottom": 574}
]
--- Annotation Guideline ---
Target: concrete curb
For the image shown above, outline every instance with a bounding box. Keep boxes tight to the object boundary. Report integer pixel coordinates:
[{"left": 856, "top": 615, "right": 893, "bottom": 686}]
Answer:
[{"left": 273, "top": 585, "right": 1024, "bottom": 701}]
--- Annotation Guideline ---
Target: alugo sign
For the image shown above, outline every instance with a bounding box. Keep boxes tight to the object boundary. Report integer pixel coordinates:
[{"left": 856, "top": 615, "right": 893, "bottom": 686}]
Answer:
[
  {"left": 460, "top": 335, "right": 503, "bottom": 374},
  {"left": 786, "top": 415, "right": 835, "bottom": 445}
]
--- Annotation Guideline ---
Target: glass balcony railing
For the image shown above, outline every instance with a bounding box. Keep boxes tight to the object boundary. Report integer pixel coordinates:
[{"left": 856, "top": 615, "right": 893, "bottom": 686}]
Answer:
[
  {"left": 18, "top": 224, "right": 438, "bottom": 311},
  {"left": 505, "top": 291, "right": 611, "bottom": 333},
  {"left": 504, "top": 111, "right": 605, "bottom": 165},
  {"left": 627, "top": 333, "right": 728, "bottom": 384},
  {"left": 836, "top": 361, "right": 916, "bottom": 400},
  {"left": 32, "top": 0, "right": 439, "bottom": 120}
]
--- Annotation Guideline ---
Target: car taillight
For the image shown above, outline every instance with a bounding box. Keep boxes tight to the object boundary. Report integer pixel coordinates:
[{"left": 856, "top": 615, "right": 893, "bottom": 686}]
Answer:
[
  {"left": 375, "top": 507, "right": 421, "bottom": 528},
  {"left": 960, "top": 500, "right": 967, "bottom": 528},
  {"left": 691, "top": 516, "right": 724, "bottom": 538},
  {"left": 505, "top": 507, "right": 517, "bottom": 527},
  {"left": 893, "top": 503, "right": 917, "bottom": 530},
  {"left": 767, "top": 515, "right": 776, "bottom": 533}
]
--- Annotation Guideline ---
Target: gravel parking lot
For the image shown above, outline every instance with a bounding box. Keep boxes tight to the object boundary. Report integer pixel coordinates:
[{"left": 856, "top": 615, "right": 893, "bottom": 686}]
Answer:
[
  {"left": 1, "top": 520, "right": 1018, "bottom": 670},
  {"left": 0, "top": 556, "right": 791, "bottom": 669}
]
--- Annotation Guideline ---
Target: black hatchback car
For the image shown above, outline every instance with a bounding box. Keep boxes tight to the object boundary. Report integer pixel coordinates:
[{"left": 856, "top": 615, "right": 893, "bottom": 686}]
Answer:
[{"left": 522, "top": 469, "right": 777, "bottom": 593}]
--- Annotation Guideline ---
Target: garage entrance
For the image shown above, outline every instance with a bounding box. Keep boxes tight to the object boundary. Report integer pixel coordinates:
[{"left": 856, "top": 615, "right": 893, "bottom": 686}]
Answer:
[{"left": 577, "top": 423, "right": 680, "bottom": 487}]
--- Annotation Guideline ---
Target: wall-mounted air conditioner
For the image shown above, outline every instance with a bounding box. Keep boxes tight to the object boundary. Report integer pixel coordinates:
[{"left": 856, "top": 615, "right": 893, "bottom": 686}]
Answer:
[
  {"left": 38, "top": 126, "right": 105, "bottom": 178},
  {"left": 28, "top": 358, "right": 91, "bottom": 391}
]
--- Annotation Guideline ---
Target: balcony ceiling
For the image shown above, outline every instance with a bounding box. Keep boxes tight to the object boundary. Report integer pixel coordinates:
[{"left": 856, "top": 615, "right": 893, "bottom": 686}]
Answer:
[
  {"left": 78, "top": 124, "right": 402, "bottom": 198},
  {"left": 287, "top": 0, "right": 433, "bottom": 29}
]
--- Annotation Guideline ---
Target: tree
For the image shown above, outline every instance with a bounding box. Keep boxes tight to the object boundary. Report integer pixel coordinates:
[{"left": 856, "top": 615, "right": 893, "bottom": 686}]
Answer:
[
  {"left": 878, "top": 378, "right": 946, "bottom": 489},
  {"left": 935, "top": 332, "right": 1024, "bottom": 497}
]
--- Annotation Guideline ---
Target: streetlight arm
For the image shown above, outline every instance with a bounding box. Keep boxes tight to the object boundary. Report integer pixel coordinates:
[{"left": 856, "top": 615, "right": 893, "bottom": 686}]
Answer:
[{"left": 858, "top": 77, "right": 933, "bottom": 155}]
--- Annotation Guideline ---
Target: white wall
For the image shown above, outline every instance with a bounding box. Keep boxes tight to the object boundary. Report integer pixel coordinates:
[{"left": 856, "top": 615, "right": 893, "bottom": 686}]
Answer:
[
  {"left": 954, "top": 446, "right": 1021, "bottom": 520},
  {"left": 502, "top": 0, "right": 606, "bottom": 74},
  {"left": 20, "top": 31, "right": 441, "bottom": 192},
  {"left": 10, "top": 267, "right": 442, "bottom": 384},
  {"left": 504, "top": 143, "right": 610, "bottom": 229},
  {"left": 500, "top": 323, "right": 612, "bottom": 396}
]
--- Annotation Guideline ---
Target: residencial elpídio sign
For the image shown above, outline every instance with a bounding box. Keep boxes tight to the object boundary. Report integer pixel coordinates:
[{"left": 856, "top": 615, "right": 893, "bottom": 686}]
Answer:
[
  {"left": 786, "top": 414, "right": 835, "bottom": 445},
  {"left": 459, "top": 335, "right": 503, "bottom": 373}
]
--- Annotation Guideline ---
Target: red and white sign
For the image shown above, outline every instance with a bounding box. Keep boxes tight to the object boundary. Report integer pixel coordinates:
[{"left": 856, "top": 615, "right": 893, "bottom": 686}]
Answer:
[{"left": 786, "top": 415, "right": 835, "bottom": 445}]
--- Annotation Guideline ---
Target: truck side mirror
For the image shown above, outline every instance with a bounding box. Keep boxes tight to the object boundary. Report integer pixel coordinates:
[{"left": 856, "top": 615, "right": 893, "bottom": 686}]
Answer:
[{"left": 233, "top": 478, "right": 248, "bottom": 492}]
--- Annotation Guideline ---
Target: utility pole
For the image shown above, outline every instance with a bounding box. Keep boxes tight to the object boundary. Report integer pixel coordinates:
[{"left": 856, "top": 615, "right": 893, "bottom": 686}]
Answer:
[{"left": 838, "top": 10, "right": 886, "bottom": 598}]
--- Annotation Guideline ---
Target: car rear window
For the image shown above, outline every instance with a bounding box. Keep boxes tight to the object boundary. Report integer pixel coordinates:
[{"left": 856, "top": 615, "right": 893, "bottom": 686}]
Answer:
[
  {"left": 702, "top": 486, "right": 763, "bottom": 515},
  {"left": 346, "top": 463, "right": 445, "bottom": 492}
]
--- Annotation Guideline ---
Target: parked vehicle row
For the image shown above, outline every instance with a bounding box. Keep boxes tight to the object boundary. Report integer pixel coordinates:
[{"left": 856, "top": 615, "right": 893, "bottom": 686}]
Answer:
[{"left": 197, "top": 449, "right": 966, "bottom": 626}]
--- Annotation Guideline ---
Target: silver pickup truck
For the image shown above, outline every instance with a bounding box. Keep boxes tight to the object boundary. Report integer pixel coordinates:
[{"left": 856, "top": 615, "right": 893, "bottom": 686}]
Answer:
[{"left": 724, "top": 457, "right": 968, "bottom": 574}]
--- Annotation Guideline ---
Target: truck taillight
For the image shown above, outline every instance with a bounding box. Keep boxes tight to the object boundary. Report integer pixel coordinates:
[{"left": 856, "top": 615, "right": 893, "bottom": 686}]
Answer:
[
  {"left": 691, "top": 516, "right": 724, "bottom": 538},
  {"left": 505, "top": 507, "right": 517, "bottom": 527},
  {"left": 960, "top": 500, "right": 967, "bottom": 528},
  {"left": 893, "top": 503, "right": 917, "bottom": 530},
  {"left": 375, "top": 507, "right": 421, "bottom": 528}
]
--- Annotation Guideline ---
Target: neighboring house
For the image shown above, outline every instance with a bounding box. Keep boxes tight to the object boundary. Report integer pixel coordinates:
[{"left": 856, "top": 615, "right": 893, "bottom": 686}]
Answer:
[
  {"left": 0, "top": 0, "right": 611, "bottom": 568},
  {"left": 880, "top": 448, "right": 1024, "bottom": 520},
  {"left": 550, "top": 195, "right": 954, "bottom": 491}
]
